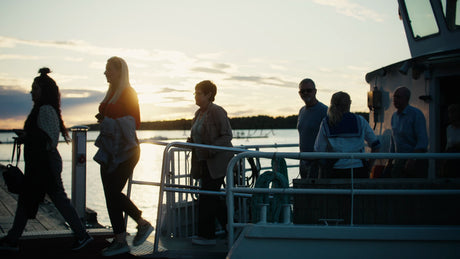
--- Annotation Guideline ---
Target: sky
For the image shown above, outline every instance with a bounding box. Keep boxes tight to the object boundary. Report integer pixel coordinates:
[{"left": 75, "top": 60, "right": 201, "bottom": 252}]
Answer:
[{"left": 0, "top": 0, "right": 411, "bottom": 129}]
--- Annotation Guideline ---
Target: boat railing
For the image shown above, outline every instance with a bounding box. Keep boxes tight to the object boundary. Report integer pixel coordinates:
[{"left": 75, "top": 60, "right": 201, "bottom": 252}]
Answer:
[
  {"left": 127, "top": 140, "right": 460, "bottom": 253},
  {"left": 226, "top": 151, "right": 460, "bottom": 249},
  {"left": 129, "top": 140, "right": 297, "bottom": 253}
]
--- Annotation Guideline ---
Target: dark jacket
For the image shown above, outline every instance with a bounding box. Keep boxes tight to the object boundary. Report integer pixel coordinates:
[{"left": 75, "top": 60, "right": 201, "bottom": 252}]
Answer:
[{"left": 21, "top": 106, "right": 61, "bottom": 218}]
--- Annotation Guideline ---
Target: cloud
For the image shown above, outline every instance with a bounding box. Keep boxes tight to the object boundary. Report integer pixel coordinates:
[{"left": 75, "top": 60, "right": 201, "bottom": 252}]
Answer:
[
  {"left": 61, "top": 89, "right": 105, "bottom": 108},
  {"left": 52, "top": 73, "right": 89, "bottom": 84},
  {"left": 154, "top": 87, "right": 188, "bottom": 94},
  {"left": 0, "top": 54, "right": 41, "bottom": 60},
  {"left": 0, "top": 86, "right": 32, "bottom": 118},
  {"left": 163, "top": 96, "right": 189, "bottom": 103},
  {"left": 0, "top": 86, "right": 105, "bottom": 120},
  {"left": 190, "top": 62, "right": 232, "bottom": 74},
  {"left": 313, "top": 0, "right": 384, "bottom": 22},
  {"left": 0, "top": 73, "right": 32, "bottom": 90},
  {"left": 213, "top": 63, "right": 231, "bottom": 70},
  {"left": 225, "top": 75, "right": 295, "bottom": 88},
  {"left": 0, "top": 36, "right": 84, "bottom": 50},
  {"left": 191, "top": 67, "right": 226, "bottom": 74},
  {"left": 0, "top": 36, "right": 195, "bottom": 65}
]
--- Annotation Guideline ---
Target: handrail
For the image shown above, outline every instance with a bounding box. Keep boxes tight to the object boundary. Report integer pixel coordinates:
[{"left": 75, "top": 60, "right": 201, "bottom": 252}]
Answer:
[
  {"left": 225, "top": 151, "right": 460, "bottom": 250},
  {"left": 151, "top": 141, "right": 254, "bottom": 253},
  {"left": 127, "top": 140, "right": 460, "bottom": 253},
  {"left": 129, "top": 140, "right": 288, "bottom": 253}
]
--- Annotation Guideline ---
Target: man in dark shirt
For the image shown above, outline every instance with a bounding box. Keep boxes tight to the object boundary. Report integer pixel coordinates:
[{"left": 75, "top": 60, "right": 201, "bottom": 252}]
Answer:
[{"left": 297, "top": 78, "right": 328, "bottom": 179}]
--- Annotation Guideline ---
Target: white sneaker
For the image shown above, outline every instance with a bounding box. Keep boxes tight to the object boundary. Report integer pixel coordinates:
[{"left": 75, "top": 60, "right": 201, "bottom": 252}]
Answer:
[
  {"left": 191, "top": 236, "right": 217, "bottom": 246},
  {"left": 133, "top": 223, "right": 154, "bottom": 246}
]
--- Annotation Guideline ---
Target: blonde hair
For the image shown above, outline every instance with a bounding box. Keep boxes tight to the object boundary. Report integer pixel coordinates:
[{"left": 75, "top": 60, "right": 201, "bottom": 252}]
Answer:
[
  {"left": 102, "top": 56, "right": 131, "bottom": 104},
  {"left": 327, "top": 91, "right": 351, "bottom": 127}
]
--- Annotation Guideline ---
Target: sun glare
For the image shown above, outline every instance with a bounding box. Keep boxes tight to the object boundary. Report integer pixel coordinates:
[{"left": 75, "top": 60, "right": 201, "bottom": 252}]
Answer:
[{"left": 137, "top": 92, "right": 164, "bottom": 104}]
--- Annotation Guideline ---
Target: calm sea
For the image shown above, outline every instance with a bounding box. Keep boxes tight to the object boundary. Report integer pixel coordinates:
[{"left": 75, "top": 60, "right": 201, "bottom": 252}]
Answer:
[{"left": 0, "top": 129, "right": 299, "bottom": 234}]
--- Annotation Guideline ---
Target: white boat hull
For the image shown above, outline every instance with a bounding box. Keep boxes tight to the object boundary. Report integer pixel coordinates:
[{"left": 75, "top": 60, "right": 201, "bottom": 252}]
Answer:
[{"left": 227, "top": 224, "right": 460, "bottom": 259}]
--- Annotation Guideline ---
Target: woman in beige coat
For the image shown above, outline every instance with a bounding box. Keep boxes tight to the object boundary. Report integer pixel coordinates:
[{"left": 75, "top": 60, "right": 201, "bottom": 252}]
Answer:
[{"left": 188, "top": 80, "right": 233, "bottom": 246}]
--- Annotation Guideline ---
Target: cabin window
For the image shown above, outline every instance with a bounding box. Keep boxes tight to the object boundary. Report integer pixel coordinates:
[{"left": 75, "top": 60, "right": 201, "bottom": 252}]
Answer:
[
  {"left": 405, "top": 0, "right": 439, "bottom": 38},
  {"left": 441, "top": 0, "right": 460, "bottom": 31}
]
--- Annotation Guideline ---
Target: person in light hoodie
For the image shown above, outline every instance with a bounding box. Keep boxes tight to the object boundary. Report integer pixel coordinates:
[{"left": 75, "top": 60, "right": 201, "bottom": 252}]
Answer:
[
  {"left": 314, "top": 91, "right": 381, "bottom": 178},
  {"left": 94, "top": 56, "right": 153, "bottom": 256}
]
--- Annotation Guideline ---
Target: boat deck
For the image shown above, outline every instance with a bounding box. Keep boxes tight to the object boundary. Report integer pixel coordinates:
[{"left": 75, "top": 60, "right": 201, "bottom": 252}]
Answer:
[{"left": 154, "top": 236, "right": 227, "bottom": 259}]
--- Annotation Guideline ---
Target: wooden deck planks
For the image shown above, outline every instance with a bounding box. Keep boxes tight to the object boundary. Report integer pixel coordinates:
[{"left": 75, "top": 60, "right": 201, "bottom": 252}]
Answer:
[{"left": 0, "top": 164, "right": 68, "bottom": 234}]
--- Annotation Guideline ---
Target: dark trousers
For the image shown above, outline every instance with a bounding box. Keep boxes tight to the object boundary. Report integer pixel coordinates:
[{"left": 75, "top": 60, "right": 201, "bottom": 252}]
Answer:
[
  {"left": 8, "top": 150, "right": 86, "bottom": 242},
  {"left": 299, "top": 159, "right": 320, "bottom": 179},
  {"left": 101, "top": 149, "right": 142, "bottom": 235},
  {"left": 390, "top": 159, "right": 428, "bottom": 178},
  {"left": 198, "top": 162, "right": 227, "bottom": 239}
]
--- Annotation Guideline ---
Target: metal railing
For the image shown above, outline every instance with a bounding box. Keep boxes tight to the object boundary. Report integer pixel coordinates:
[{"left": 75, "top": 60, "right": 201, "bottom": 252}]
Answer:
[
  {"left": 127, "top": 140, "right": 460, "bottom": 253},
  {"left": 129, "top": 140, "right": 290, "bottom": 253},
  {"left": 225, "top": 151, "right": 460, "bottom": 249}
]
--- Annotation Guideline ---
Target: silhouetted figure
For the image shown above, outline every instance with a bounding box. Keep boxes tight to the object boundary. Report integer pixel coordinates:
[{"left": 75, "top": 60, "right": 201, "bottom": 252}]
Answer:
[
  {"left": 94, "top": 57, "right": 153, "bottom": 256},
  {"left": 0, "top": 68, "right": 92, "bottom": 252},
  {"left": 385, "top": 87, "right": 428, "bottom": 178},
  {"left": 188, "top": 80, "right": 233, "bottom": 246},
  {"left": 314, "top": 91, "right": 380, "bottom": 178},
  {"left": 297, "top": 78, "right": 327, "bottom": 179}
]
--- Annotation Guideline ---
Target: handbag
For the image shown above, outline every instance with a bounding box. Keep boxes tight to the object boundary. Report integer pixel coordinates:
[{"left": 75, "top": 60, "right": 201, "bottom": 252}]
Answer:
[{"left": 3, "top": 138, "right": 24, "bottom": 194}]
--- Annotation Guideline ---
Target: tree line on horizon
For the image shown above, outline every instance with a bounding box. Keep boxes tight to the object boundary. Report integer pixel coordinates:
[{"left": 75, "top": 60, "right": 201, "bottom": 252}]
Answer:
[{"left": 85, "top": 112, "right": 369, "bottom": 131}]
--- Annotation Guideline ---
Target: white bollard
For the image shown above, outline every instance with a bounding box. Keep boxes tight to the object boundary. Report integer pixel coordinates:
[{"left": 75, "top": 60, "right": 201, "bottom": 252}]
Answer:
[
  {"left": 282, "top": 204, "right": 291, "bottom": 224},
  {"left": 258, "top": 203, "right": 268, "bottom": 224},
  {"left": 70, "top": 126, "right": 89, "bottom": 221}
]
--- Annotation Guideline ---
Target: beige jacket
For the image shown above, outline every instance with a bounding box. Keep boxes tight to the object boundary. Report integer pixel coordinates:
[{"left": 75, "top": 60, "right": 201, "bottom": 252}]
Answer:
[{"left": 191, "top": 103, "right": 233, "bottom": 179}]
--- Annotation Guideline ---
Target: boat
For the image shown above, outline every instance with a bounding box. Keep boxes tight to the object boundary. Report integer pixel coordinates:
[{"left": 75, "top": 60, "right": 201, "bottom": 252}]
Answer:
[
  {"left": 2, "top": 1, "right": 460, "bottom": 258},
  {"left": 129, "top": 1, "right": 460, "bottom": 258}
]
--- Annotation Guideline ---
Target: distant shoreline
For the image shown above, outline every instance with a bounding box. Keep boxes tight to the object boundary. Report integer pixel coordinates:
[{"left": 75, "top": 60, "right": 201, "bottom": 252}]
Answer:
[{"left": 0, "top": 113, "right": 369, "bottom": 132}]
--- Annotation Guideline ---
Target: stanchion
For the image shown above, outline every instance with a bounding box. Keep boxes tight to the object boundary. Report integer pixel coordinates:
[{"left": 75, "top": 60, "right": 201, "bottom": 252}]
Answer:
[{"left": 70, "top": 125, "right": 89, "bottom": 221}]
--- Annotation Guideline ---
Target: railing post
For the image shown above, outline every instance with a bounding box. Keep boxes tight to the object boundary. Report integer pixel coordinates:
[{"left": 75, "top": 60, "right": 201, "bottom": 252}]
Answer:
[
  {"left": 282, "top": 204, "right": 291, "bottom": 224},
  {"left": 258, "top": 204, "right": 268, "bottom": 224},
  {"left": 226, "top": 154, "right": 238, "bottom": 250},
  {"left": 350, "top": 159, "right": 354, "bottom": 226},
  {"left": 70, "top": 125, "right": 89, "bottom": 221}
]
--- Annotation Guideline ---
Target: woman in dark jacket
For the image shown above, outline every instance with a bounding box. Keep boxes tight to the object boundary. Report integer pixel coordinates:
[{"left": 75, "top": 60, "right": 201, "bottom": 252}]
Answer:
[
  {"left": 188, "top": 80, "right": 233, "bottom": 246},
  {"left": 0, "top": 68, "right": 92, "bottom": 252}
]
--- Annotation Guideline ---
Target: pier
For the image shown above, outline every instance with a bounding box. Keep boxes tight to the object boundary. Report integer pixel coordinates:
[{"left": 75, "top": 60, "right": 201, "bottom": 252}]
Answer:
[
  {"left": 0, "top": 169, "right": 68, "bottom": 233},
  {"left": 0, "top": 164, "right": 157, "bottom": 257}
]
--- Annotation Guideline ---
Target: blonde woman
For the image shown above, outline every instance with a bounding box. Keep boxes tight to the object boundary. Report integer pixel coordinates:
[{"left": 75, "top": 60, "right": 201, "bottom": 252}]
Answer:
[
  {"left": 94, "top": 57, "right": 153, "bottom": 256},
  {"left": 314, "top": 91, "right": 380, "bottom": 178}
]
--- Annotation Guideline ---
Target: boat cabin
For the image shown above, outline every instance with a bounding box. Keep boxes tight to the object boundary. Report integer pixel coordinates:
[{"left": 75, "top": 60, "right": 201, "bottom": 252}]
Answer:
[{"left": 365, "top": 0, "right": 460, "bottom": 177}]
